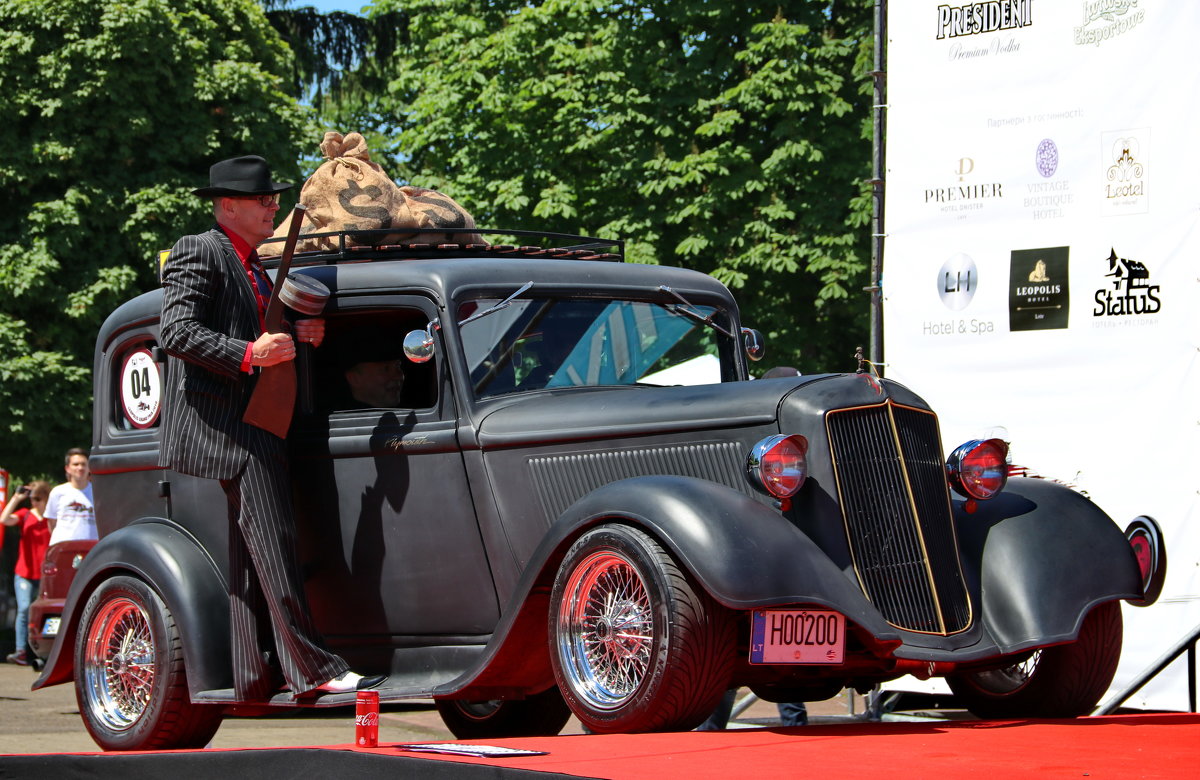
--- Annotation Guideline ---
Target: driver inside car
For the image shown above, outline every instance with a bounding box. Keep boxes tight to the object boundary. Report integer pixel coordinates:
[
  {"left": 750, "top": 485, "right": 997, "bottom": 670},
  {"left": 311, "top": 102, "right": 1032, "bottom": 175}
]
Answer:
[{"left": 345, "top": 357, "right": 406, "bottom": 408}]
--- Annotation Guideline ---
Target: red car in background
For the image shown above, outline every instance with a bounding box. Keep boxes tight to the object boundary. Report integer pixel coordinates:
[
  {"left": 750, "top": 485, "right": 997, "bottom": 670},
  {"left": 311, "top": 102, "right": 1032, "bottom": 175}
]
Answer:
[{"left": 27, "top": 539, "right": 95, "bottom": 669}]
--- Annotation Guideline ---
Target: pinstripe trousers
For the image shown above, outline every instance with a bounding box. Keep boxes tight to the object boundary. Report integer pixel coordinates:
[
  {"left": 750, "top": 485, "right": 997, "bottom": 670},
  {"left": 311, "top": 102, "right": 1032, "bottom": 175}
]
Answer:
[{"left": 220, "top": 427, "right": 347, "bottom": 698}]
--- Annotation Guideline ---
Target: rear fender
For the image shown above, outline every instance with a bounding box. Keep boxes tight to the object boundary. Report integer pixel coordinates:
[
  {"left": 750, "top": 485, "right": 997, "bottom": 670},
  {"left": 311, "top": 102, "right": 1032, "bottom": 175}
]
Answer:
[
  {"left": 32, "top": 520, "right": 230, "bottom": 697},
  {"left": 957, "top": 477, "right": 1140, "bottom": 651}
]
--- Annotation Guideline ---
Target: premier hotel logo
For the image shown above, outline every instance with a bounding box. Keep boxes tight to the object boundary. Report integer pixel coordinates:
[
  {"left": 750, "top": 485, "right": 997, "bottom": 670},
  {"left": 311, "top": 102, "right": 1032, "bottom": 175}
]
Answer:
[
  {"left": 924, "top": 157, "right": 1003, "bottom": 214},
  {"left": 1094, "top": 248, "right": 1160, "bottom": 317},
  {"left": 937, "top": 0, "right": 1033, "bottom": 39},
  {"left": 1009, "top": 246, "right": 1069, "bottom": 331}
]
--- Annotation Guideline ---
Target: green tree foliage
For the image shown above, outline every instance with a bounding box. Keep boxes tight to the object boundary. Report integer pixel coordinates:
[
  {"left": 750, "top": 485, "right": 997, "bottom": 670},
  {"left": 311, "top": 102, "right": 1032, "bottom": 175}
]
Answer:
[
  {"left": 260, "top": 0, "right": 406, "bottom": 103},
  {"left": 357, "top": 0, "right": 873, "bottom": 373},
  {"left": 0, "top": 0, "right": 308, "bottom": 478}
]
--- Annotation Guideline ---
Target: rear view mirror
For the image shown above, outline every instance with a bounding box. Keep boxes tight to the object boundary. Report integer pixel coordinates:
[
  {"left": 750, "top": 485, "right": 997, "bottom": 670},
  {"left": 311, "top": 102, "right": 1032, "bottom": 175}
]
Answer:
[
  {"left": 741, "top": 328, "right": 765, "bottom": 362},
  {"left": 404, "top": 320, "right": 440, "bottom": 363}
]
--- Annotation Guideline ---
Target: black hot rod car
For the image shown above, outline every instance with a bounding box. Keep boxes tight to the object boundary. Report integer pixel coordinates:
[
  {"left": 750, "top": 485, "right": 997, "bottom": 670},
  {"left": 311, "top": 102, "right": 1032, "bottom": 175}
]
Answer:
[{"left": 34, "top": 229, "right": 1148, "bottom": 750}]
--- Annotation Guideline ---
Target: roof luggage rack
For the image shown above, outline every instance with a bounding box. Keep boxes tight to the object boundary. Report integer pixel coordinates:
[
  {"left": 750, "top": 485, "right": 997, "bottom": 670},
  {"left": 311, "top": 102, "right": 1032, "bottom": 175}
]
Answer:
[{"left": 256, "top": 227, "right": 624, "bottom": 267}]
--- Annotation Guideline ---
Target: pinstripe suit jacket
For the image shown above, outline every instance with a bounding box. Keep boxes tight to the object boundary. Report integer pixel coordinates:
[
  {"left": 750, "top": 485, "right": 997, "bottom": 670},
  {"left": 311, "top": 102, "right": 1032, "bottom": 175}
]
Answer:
[{"left": 159, "top": 226, "right": 265, "bottom": 480}]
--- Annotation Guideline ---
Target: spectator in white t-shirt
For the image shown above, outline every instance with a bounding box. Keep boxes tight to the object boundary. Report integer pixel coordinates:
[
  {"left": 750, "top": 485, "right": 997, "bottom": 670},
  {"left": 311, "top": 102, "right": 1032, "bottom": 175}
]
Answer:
[{"left": 45, "top": 448, "right": 96, "bottom": 546}]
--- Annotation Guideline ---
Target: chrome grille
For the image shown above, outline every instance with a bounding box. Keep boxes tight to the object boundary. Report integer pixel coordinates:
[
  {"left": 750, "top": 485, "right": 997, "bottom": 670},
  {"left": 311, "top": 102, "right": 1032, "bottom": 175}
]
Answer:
[{"left": 827, "top": 402, "right": 970, "bottom": 634}]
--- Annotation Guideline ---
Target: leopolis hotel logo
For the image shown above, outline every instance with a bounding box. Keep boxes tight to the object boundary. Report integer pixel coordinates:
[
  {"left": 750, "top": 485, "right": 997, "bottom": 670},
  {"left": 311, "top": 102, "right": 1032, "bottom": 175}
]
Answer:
[
  {"left": 923, "top": 157, "right": 1004, "bottom": 217},
  {"left": 1093, "top": 247, "right": 1160, "bottom": 322},
  {"left": 1009, "top": 246, "right": 1069, "bottom": 331}
]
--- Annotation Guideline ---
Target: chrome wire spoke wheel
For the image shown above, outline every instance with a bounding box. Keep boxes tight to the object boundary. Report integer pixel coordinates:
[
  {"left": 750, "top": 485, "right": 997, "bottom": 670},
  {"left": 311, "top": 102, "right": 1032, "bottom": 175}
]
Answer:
[
  {"left": 557, "top": 550, "right": 655, "bottom": 710},
  {"left": 82, "top": 596, "right": 156, "bottom": 731}
]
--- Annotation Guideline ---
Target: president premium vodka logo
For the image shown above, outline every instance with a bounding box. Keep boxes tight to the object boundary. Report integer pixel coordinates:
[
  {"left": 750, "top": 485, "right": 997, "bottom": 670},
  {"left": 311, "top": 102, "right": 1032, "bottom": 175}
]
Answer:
[
  {"left": 1074, "top": 0, "right": 1145, "bottom": 47},
  {"left": 1102, "top": 130, "right": 1148, "bottom": 215},
  {"left": 1009, "top": 246, "right": 1069, "bottom": 331},
  {"left": 937, "top": 1, "right": 1032, "bottom": 39},
  {"left": 1093, "top": 248, "right": 1161, "bottom": 320}
]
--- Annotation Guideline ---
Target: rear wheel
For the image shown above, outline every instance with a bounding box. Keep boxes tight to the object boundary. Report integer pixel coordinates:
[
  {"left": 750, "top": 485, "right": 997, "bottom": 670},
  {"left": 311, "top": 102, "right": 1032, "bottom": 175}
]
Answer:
[
  {"left": 435, "top": 687, "right": 572, "bottom": 739},
  {"left": 75, "top": 576, "right": 223, "bottom": 750},
  {"left": 947, "top": 601, "right": 1123, "bottom": 719},
  {"left": 550, "top": 524, "right": 734, "bottom": 733}
]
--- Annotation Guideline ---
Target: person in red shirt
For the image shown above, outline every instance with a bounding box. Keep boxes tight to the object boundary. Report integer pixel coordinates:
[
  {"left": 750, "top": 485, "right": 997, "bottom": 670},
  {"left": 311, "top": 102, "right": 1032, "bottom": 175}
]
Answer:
[{"left": 1, "top": 480, "right": 51, "bottom": 666}]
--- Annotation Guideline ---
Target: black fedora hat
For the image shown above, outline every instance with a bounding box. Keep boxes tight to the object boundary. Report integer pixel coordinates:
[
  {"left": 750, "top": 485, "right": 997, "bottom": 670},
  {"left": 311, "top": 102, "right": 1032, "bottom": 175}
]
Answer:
[{"left": 193, "top": 155, "right": 293, "bottom": 197}]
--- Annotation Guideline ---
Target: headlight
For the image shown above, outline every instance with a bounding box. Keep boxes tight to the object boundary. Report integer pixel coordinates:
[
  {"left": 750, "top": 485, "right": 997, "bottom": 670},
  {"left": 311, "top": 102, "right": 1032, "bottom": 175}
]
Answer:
[
  {"left": 746, "top": 434, "right": 808, "bottom": 499},
  {"left": 946, "top": 438, "right": 1008, "bottom": 500}
]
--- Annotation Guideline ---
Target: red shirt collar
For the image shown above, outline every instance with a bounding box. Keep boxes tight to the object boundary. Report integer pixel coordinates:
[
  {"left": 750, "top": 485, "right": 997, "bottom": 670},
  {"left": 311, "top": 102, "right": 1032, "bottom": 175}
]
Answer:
[{"left": 217, "top": 224, "right": 256, "bottom": 264}]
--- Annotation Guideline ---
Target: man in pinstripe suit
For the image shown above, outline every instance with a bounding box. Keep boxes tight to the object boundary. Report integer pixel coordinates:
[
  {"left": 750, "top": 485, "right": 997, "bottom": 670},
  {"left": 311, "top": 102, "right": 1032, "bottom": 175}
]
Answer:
[{"left": 159, "top": 155, "right": 385, "bottom": 698}]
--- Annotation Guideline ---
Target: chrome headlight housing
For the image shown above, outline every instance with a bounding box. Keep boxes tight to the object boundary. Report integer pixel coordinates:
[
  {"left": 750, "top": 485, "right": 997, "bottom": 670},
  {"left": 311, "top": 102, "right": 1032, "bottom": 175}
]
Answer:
[
  {"left": 746, "top": 434, "right": 808, "bottom": 500},
  {"left": 946, "top": 438, "right": 1008, "bottom": 500}
]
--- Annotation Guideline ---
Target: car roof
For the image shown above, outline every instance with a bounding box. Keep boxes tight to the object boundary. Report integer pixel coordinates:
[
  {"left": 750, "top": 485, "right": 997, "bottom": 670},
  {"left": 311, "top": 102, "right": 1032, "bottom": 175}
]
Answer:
[{"left": 291, "top": 256, "right": 735, "bottom": 307}]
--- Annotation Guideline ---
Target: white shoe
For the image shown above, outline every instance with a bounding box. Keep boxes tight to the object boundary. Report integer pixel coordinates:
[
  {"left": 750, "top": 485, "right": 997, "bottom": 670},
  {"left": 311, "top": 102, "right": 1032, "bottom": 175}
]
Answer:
[
  {"left": 316, "top": 671, "right": 363, "bottom": 694},
  {"left": 314, "top": 670, "right": 387, "bottom": 694}
]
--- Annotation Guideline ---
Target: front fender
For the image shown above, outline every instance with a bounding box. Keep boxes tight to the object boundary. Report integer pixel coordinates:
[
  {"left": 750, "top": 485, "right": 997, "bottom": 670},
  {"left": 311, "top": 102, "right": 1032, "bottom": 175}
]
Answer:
[
  {"left": 444, "top": 475, "right": 899, "bottom": 699},
  {"left": 957, "top": 477, "right": 1140, "bottom": 652},
  {"left": 33, "top": 519, "right": 231, "bottom": 697},
  {"left": 558, "top": 475, "right": 899, "bottom": 640}
]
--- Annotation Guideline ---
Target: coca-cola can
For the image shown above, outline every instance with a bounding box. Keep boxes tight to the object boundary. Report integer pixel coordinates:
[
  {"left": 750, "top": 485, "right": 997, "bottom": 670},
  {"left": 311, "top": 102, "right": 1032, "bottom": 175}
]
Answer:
[{"left": 355, "top": 689, "right": 380, "bottom": 747}]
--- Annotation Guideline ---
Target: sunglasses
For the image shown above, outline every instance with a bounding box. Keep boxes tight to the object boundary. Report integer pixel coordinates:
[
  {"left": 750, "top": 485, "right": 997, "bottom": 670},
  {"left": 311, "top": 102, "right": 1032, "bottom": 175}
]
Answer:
[{"left": 238, "top": 193, "right": 280, "bottom": 208}]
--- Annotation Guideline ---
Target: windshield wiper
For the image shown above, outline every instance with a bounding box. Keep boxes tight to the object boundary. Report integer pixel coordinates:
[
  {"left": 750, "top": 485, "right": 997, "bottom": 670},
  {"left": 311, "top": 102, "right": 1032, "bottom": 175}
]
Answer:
[
  {"left": 657, "top": 285, "right": 733, "bottom": 337},
  {"left": 459, "top": 281, "right": 534, "bottom": 326}
]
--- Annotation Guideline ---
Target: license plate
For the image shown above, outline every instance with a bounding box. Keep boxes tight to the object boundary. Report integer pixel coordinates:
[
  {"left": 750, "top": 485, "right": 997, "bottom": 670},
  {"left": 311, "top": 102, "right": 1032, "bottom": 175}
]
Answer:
[
  {"left": 749, "top": 609, "right": 845, "bottom": 664},
  {"left": 42, "top": 617, "right": 60, "bottom": 636}
]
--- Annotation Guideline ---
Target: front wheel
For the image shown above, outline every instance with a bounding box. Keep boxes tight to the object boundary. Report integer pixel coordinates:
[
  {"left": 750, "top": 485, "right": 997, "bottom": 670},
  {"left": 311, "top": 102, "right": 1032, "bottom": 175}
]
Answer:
[
  {"left": 75, "top": 576, "right": 223, "bottom": 750},
  {"left": 549, "top": 524, "right": 734, "bottom": 733},
  {"left": 947, "top": 600, "right": 1123, "bottom": 719},
  {"left": 435, "top": 687, "right": 572, "bottom": 739}
]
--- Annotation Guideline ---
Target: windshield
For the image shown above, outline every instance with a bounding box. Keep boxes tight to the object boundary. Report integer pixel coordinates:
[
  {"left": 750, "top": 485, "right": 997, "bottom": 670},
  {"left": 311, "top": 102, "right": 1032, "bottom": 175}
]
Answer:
[{"left": 459, "top": 296, "right": 730, "bottom": 398}]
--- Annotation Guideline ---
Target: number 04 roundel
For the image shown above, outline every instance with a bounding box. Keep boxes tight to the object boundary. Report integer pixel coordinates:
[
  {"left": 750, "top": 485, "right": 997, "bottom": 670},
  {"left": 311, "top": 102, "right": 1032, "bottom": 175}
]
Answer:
[{"left": 120, "top": 349, "right": 162, "bottom": 428}]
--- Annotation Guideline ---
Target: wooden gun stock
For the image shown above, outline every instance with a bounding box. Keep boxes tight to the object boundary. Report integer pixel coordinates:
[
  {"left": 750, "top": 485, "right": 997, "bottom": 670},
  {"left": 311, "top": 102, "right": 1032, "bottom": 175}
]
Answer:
[{"left": 242, "top": 204, "right": 307, "bottom": 438}]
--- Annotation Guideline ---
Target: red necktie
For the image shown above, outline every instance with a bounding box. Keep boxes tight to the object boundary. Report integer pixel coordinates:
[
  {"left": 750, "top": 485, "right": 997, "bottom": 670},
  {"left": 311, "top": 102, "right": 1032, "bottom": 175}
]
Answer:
[{"left": 245, "top": 251, "right": 272, "bottom": 332}]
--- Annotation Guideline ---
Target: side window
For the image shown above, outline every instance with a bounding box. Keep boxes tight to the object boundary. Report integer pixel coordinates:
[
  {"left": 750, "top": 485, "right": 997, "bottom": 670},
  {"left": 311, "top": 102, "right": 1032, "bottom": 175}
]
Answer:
[
  {"left": 314, "top": 309, "right": 437, "bottom": 412},
  {"left": 112, "top": 340, "right": 163, "bottom": 432}
]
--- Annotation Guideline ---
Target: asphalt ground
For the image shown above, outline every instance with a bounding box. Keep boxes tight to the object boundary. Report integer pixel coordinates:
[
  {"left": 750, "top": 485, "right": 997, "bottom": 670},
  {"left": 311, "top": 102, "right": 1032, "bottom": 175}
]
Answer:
[{"left": 0, "top": 658, "right": 923, "bottom": 754}]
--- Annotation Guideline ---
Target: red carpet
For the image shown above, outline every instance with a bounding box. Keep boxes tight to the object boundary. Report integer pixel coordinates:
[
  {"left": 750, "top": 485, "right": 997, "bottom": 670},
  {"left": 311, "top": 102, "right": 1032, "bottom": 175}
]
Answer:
[
  {"left": 3, "top": 714, "right": 1195, "bottom": 778},
  {"left": 341, "top": 714, "right": 1199, "bottom": 779}
]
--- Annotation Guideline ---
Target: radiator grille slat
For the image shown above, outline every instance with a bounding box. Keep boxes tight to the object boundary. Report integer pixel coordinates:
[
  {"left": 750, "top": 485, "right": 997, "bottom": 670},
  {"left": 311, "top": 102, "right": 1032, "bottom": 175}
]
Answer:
[{"left": 828, "top": 403, "right": 971, "bottom": 634}]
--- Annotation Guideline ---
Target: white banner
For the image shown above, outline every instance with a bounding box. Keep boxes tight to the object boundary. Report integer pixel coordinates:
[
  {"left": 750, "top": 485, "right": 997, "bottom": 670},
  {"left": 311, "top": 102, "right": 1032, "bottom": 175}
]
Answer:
[{"left": 883, "top": 0, "right": 1200, "bottom": 709}]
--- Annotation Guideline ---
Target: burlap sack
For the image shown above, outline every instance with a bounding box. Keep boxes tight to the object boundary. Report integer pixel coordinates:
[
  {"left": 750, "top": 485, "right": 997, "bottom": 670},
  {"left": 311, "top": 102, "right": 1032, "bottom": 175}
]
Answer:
[
  {"left": 264, "top": 131, "right": 481, "bottom": 254},
  {"left": 395, "top": 185, "right": 482, "bottom": 246},
  {"left": 266, "top": 131, "right": 400, "bottom": 253}
]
